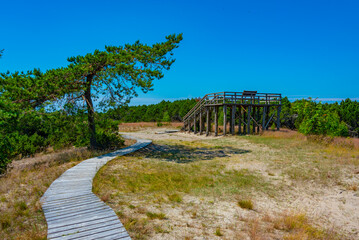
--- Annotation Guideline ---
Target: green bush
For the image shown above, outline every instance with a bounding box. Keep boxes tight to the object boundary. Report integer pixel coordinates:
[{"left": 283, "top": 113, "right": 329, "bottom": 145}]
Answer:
[
  {"left": 95, "top": 130, "right": 124, "bottom": 150},
  {"left": 0, "top": 108, "right": 123, "bottom": 173},
  {"left": 298, "top": 103, "right": 349, "bottom": 137},
  {"left": 0, "top": 135, "right": 13, "bottom": 174}
]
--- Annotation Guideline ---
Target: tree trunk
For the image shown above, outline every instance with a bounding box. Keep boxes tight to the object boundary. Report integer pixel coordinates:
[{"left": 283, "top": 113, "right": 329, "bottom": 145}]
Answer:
[{"left": 84, "top": 75, "right": 97, "bottom": 148}]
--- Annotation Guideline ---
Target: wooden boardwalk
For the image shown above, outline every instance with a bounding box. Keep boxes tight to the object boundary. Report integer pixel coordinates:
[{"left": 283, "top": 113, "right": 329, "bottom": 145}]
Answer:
[{"left": 41, "top": 136, "right": 151, "bottom": 240}]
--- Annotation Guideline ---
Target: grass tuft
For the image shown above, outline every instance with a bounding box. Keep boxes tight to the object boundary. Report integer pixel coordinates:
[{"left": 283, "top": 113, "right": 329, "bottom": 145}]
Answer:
[
  {"left": 168, "top": 193, "right": 182, "bottom": 202},
  {"left": 237, "top": 199, "right": 254, "bottom": 210},
  {"left": 215, "top": 227, "right": 223, "bottom": 236},
  {"left": 146, "top": 211, "right": 166, "bottom": 220}
]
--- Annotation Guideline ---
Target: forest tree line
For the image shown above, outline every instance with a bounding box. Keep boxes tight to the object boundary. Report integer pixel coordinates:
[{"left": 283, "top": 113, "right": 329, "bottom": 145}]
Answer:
[{"left": 104, "top": 97, "right": 359, "bottom": 138}]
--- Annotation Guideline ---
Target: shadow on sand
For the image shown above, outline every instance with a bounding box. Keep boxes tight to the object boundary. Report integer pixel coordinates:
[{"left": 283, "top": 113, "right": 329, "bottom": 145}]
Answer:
[{"left": 130, "top": 143, "right": 251, "bottom": 164}]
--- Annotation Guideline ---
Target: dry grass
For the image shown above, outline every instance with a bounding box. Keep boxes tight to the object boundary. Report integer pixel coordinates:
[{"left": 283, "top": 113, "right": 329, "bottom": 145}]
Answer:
[
  {"left": 0, "top": 161, "right": 81, "bottom": 239},
  {"left": 271, "top": 212, "right": 341, "bottom": 240},
  {"left": 93, "top": 128, "right": 356, "bottom": 239},
  {"left": 241, "top": 129, "right": 359, "bottom": 185},
  {"left": 118, "top": 122, "right": 183, "bottom": 132},
  {"left": 238, "top": 211, "right": 342, "bottom": 240},
  {"left": 261, "top": 129, "right": 359, "bottom": 151},
  {"left": 9, "top": 147, "right": 110, "bottom": 171},
  {"left": 0, "top": 142, "right": 130, "bottom": 240},
  {"left": 93, "top": 142, "right": 270, "bottom": 239},
  {"left": 93, "top": 155, "right": 267, "bottom": 201}
]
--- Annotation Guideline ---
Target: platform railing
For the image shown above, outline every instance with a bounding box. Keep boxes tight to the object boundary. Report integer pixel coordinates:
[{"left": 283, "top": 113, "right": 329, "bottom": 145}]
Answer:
[{"left": 183, "top": 92, "right": 281, "bottom": 122}]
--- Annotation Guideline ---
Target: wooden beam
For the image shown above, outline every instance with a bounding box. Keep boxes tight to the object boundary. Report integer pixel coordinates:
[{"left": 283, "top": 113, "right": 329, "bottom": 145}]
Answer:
[
  {"left": 238, "top": 107, "right": 242, "bottom": 134},
  {"left": 206, "top": 107, "right": 210, "bottom": 136},
  {"left": 266, "top": 106, "right": 270, "bottom": 130},
  {"left": 215, "top": 106, "right": 218, "bottom": 136},
  {"left": 229, "top": 107, "right": 232, "bottom": 133},
  {"left": 231, "top": 105, "right": 236, "bottom": 134},
  {"left": 265, "top": 111, "right": 276, "bottom": 129},
  {"left": 243, "top": 106, "right": 246, "bottom": 133},
  {"left": 262, "top": 106, "right": 266, "bottom": 132},
  {"left": 202, "top": 111, "right": 206, "bottom": 133},
  {"left": 223, "top": 105, "right": 227, "bottom": 135},
  {"left": 247, "top": 106, "right": 251, "bottom": 134},
  {"left": 199, "top": 111, "right": 203, "bottom": 134},
  {"left": 256, "top": 107, "right": 260, "bottom": 133},
  {"left": 194, "top": 114, "right": 197, "bottom": 134},
  {"left": 252, "top": 107, "right": 256, "bottom": 133}
]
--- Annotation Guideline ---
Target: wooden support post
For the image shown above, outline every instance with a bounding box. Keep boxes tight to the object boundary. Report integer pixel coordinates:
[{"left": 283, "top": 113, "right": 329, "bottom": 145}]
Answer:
[
  {"left": 188, "top": 120, "right": 191, "bottom": 132},
  {"left": 256, "top": 107, "right": 260, "bottom": 133},
  {"left": 202, "top": 113, "right": 205, "bottom": 133},
  {"left": 266, "top": 107, "right": 270, "bottom": 130},
  {"left": 206, "top": 107, "right": 210, "bottom": 136},
  {"left": 199, "top": 111, "right": 203, "bottom": 134},
  {"left": 229, "top": 107, "right": 232, "bottom": 133},
  {"left": 238, "top": 107, "right": 242, "bottom": 134},
  {"left": 243, "top": 107, "right": 248, "bottom": 134},
  {"left": 252, "top": 107, "right": 256, "bottom": 134},
  {"left": 194, "top": 115, "right": 197, "bottom": 134},
  {"left": 247, "top": 106, "right": 251, "bottom": 134},
  {"left": 215, "top": 106, "right": 218, "bottom": 136},
  {"left": 223, "top": 105, "right": 227, "bottom": 135},
  {"left": 262, "top": 106, "right": 266, "bottom": 131},
  {"left": 231, "top": 105, "right": 236, "bottom": 134},
  {"left": 276, "top": 106, "right": 281, "bottom": 130}
]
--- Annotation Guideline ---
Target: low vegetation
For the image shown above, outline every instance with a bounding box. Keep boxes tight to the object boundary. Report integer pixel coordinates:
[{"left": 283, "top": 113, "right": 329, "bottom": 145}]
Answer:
[
  {"left": 1, "top": 127, "right": 356, "bottom": 239},
  {"left": 0, "top": 145, "right": 127, "bottom": 239},
  {"left": 94, "top": 129, "right": 357, "bottom": 239},
  {"left": 237, "top": 199, "right": 254, "bottom": 210},
  {"left": 0, "top": 109, "right": 124, "bottom": 174},
  {"left": 244, "top": 130, "right": 359, "bottom": 184},
  {"left": 0, "top": 158, "right": 82, "bottom": 239}
]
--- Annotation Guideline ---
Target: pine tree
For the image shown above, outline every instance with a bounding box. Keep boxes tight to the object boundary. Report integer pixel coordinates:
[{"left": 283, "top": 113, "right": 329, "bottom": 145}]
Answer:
[{"left": 1, "top": 34, "right": 183, "bottom": 148}]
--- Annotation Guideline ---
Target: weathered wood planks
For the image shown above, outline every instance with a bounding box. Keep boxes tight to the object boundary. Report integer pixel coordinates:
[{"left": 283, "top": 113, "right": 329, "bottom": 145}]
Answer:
[{"left": 41, "top": 136, "right": 151, "bottom": 240}]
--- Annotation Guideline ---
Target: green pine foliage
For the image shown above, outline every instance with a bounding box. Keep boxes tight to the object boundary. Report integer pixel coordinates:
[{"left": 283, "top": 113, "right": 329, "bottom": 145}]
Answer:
[
  {"left": 0, "top": 34, "right": 183, "bottom": 173},
  {"left": 0, "top": 34, "right": 183, "bottom": 149}
]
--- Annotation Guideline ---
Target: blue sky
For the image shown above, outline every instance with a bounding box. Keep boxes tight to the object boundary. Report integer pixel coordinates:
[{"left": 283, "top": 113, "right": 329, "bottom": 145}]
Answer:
[{"left": 1, "top": 0, "right": 358, "bottom": 105}]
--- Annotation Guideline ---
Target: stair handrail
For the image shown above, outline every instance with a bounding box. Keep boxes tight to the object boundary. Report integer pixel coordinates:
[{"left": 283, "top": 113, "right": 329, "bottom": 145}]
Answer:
[{"left": 183, "top": 94, "right": 208, "bottom": 121}]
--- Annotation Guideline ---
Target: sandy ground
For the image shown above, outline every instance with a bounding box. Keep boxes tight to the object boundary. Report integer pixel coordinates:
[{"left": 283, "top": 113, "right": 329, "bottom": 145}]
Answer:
[{"left": 120, "top": 128, "right": 359, "bottom": 239}]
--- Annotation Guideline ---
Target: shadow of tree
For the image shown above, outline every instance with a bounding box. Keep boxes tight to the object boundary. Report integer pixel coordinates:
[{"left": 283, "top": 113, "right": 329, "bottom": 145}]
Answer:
[{"left": 131, "top": 144, "right": 251, "bottom": 163}]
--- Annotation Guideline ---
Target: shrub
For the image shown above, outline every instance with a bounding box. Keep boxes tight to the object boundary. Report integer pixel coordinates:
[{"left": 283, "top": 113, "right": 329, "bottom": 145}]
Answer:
[
  {"left": 95, "top": 130, "right": 124, "bottom": 150},
  {"left": 298, "top": 103, "right": 349, "bottom": 137},
  {"left": 0, "top": 108, "right": 123, "bottom": 173},
  {"left": 237, "top": 199, "right": 253, "bottom": 210}
]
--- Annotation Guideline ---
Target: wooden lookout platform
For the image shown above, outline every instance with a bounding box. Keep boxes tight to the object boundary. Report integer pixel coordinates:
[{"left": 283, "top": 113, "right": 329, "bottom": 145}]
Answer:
[{"left": 182, "top": 91, "right": 282, "bottom": 136}]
